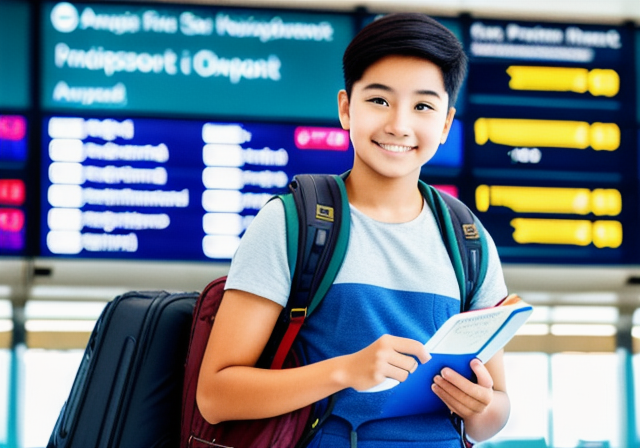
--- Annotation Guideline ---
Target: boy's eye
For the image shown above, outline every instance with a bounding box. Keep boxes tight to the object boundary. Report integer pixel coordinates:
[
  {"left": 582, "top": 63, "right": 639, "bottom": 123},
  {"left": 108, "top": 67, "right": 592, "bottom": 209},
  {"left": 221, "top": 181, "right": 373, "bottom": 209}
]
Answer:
[
  {"left": 368, "top": 97, "right": 388, "bottom": 106},
  {"left": 415, "top": 103, "right": 433, "bottom": 111}
]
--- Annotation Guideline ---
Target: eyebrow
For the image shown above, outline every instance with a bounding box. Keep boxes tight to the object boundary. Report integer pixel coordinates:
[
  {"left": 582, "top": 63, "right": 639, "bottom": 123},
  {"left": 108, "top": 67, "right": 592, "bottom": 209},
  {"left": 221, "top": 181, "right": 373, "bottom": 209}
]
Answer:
[{"left": 363, "top": 83, "right": 442, "bottom": 98}]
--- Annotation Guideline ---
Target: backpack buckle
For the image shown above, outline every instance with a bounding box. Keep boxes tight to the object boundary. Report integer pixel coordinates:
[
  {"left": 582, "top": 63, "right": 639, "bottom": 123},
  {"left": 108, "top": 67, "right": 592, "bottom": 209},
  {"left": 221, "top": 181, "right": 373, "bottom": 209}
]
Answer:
[
  {"left": 290, "top": 308, "right": 307, "bottom": 321},
  {"left": 462, "top": 224, "right": 479, "bottom": 240}
]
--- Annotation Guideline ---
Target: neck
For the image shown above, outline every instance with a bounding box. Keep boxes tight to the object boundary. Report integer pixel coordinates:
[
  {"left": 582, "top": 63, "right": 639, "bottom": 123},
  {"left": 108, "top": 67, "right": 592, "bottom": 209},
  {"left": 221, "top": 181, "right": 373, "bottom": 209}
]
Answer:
[{"left": 345, "top": 166, "right": 423, "bottom": 223}]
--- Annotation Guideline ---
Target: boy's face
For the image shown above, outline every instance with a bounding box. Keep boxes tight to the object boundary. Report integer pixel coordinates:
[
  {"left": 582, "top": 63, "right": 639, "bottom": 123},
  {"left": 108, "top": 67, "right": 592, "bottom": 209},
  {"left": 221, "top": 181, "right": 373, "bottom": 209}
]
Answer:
[{"left": 338, "top": 55, "right": 455, "bottom": 180}]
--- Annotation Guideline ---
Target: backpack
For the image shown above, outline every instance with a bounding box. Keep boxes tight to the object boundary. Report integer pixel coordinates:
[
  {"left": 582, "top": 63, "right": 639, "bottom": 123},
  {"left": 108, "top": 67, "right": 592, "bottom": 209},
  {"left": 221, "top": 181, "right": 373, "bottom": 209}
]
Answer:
[{"left": 180, "top": 173, "right": 487, "bottom": 448}]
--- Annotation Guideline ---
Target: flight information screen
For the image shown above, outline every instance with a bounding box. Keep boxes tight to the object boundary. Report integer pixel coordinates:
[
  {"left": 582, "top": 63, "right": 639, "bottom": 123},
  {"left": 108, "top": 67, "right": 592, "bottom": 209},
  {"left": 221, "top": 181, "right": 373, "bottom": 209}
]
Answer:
[
  {"left": 0, "top": 115, "right": 28, "bottom": 255},
  {"left": 39, "top": 116, "right": 354, "bottom": 260},
  {"left": 39, "top": 115, "right": 469, "bottom": 261},
  {"left": 464, "top": 19, "right": 636, "bottom": 264},
  {"left": 30, "top": 7, "right": 640, "bottom": 266},
  {"left": 41, "top": 1, "right": 353, "bottom": 121}
]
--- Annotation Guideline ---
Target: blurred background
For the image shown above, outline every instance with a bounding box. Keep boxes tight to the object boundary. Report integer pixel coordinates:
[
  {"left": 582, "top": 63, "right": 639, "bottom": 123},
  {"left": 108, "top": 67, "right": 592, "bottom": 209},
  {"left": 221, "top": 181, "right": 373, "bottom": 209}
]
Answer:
[{"left": 2, "top": 0, "right": 640, "bottom": 446}]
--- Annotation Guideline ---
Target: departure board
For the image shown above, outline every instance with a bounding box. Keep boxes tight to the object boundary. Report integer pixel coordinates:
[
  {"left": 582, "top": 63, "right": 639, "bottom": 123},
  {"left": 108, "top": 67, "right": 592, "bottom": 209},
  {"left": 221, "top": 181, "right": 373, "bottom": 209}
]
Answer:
[
  {"left": 0, "top": 115, "right": 28, "bottom": 255},
  {"left": 39, "top": 116, "right": 354, "bottom": 260},
  {"left": 41, "top": 1, "right": 353, "bottom": 121},
  {"left": 28, "top": 6, "right": 640, "bottom": 265},
  {"left": 39, "top": 115, "right": 471, "bottom": 261},
  {"left": 465, "top": 19, "right": 636, "bottom": 264}
]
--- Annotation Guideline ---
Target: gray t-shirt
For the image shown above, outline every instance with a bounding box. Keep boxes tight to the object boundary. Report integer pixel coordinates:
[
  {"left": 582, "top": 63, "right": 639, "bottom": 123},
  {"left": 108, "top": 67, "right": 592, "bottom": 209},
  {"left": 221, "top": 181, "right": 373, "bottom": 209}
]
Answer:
[{"left": 226, "top": 198, "right": 507, "bottom": 311}]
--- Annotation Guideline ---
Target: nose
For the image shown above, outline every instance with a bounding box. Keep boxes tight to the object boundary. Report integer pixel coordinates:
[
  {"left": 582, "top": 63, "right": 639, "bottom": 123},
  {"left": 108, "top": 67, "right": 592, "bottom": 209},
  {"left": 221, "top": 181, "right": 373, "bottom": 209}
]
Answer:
[{"left": 384, "top": 106, "right": 411, "bottom": 137}]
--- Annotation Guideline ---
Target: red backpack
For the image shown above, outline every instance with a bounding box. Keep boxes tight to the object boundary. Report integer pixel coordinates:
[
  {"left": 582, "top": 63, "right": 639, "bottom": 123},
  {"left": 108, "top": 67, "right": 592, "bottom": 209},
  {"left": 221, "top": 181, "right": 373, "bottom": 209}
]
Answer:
[{"left": 180, "top": 277, "right": 317, "bottom": 448}]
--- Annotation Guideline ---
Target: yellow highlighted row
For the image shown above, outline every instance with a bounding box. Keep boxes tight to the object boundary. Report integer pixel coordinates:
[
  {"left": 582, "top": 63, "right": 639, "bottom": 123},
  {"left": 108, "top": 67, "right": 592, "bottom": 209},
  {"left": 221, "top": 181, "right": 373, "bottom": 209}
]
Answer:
[
  {"left": 506, "top": 66, "right": 620, "bottom": 97},
  {"left": 476, "top": 185, "right": 621, "bottom": 216},
  {"left": 511, "top": 218, "right": 622, "bottom": 248},
  {"left": 474, "top": 118, "right": 619, "bottom": 151}
]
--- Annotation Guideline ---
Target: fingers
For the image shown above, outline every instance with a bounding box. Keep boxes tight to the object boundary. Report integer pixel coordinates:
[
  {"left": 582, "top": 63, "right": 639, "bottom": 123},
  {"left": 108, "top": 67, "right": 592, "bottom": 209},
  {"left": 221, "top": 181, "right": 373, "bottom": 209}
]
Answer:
[
  {"left": 431, "top": 376, "right": 465, "bottom": 415},
  {"left": 379, "top": 336, "right": 429, "bottom": 380},
  {"left": 388, "top": 335, "right": 431, "bottom": 365},
  {"left": 431, "top": 359, "right": 494, "bottom": 417},
  {"left": 470, "top": 358, "right": 493, "bottom": 389},
  {"left": 388, "top": 352, "right": 418, "bottom": 376},
  {"left": 349, "top": 335, "right": 431, "bottom": 391}
]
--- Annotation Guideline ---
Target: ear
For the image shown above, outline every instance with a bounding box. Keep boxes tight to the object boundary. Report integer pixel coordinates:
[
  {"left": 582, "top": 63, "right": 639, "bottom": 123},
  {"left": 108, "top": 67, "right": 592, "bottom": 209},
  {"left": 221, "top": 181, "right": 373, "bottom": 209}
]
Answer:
[
  {"left": 440, "top": 107, "right": 456, "bottom": 144},
  {"left": 337, "top": 90, "right": 350, "bottom": 130}
]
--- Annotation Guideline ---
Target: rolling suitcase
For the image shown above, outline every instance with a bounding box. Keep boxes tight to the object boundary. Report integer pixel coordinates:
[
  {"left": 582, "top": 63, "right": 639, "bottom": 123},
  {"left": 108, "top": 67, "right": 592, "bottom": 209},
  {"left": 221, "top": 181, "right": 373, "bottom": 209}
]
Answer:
[{"left": 47, "top": 290, "right": 198, "bottom": 448}]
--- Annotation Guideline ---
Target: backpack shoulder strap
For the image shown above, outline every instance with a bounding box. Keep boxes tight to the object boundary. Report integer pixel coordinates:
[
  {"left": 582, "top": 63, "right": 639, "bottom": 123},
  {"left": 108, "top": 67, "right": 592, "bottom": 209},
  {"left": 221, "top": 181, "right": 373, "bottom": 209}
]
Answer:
[
  {"left": 288, "top": 174, "right": 350, "bottom": 316},
  {"left": 419, "top": 181, "right": 488, "bottom": 312},
  {"left": 260, "top": 173, "right": 349, "bottom": 369}
]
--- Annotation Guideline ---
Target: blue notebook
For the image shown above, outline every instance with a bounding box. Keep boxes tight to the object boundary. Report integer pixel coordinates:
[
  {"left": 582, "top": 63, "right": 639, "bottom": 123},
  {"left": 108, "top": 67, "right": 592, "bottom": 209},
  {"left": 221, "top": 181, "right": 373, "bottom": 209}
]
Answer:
[{"left": 363, "top": 295, "right": 533, "bottom": 418}]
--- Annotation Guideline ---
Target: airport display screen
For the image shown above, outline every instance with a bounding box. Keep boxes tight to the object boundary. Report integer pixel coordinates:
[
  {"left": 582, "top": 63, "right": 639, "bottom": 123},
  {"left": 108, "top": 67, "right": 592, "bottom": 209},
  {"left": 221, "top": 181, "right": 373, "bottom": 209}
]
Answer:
[
  {"left": 39, "top": 116, "right": 355, "bottom": 260},
  {"left": 39, "top": 115, "right": 470, "bottom": 261},
  {"left": 40, "top": 1, "right": 353, "bottom": 121},
  {"left": 0, "top": 115, "right": 28, "bottom": 255},
  {"left": 0, "top": 0, "right": 31, "bottom": 109},
  {"left": 17, "top": 5, "right": 640, "bottom": 265},
  {"left": 465, "top": 19, "right": 636, "bottom": 264}
]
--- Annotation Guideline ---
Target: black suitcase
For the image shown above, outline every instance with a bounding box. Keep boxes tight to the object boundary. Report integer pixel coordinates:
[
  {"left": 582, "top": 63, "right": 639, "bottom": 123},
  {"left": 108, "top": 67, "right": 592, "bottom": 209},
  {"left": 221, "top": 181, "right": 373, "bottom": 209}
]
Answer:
[{"left": 47, "top": 290, "right": 198, "bottom": 448}]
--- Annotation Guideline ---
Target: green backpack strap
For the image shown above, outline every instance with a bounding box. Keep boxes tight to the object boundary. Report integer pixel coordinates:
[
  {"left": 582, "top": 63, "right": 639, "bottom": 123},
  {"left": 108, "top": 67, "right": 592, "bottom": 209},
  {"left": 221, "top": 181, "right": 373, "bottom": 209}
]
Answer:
[
  {"left": 278, "top": 193, "right": 299, "bottom": 280},
  {"left": 419, "top": 181, "right": 488, "bottom": 312},
  {"left": 259, "top": 173, "right": 350, "bottom": 369},
  {"left": 308, "top": 174, "right": 351, "bottom": 315},
  {"left": 285, "top": 173, "right": 350, "bottom": 316}
]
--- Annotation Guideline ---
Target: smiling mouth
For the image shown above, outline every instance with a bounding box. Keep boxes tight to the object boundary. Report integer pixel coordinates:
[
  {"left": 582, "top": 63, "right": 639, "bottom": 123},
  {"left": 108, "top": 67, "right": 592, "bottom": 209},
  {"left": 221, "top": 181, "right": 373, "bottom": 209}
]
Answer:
[{"left": 376, "top": 142, "right": 416, "bottom": 153}]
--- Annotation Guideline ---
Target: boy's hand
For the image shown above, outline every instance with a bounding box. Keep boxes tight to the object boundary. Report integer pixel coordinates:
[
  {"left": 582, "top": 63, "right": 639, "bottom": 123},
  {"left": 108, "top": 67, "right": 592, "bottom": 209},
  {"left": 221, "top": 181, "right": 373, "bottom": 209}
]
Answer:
[
  {"left": 431, "top": 358, "right": 494, "bottom": 419},
  {"left": 341, "top": 334, "right": 430, "bottom": 392}
]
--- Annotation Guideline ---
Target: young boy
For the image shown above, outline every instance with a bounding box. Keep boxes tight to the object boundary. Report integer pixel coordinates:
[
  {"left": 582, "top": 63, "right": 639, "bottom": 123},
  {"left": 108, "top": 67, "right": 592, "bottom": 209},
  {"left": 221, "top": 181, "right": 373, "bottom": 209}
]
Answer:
[{"left": 196, "top": 13, "right": 510, "bottom": 447}]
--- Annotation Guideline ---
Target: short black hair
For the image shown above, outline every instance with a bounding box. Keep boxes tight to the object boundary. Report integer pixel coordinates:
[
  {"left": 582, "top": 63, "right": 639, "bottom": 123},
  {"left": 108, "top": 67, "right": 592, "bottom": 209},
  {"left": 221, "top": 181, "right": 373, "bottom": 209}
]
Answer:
[{"left": 342, "top": 13, "right": 467, "bottom": 108}]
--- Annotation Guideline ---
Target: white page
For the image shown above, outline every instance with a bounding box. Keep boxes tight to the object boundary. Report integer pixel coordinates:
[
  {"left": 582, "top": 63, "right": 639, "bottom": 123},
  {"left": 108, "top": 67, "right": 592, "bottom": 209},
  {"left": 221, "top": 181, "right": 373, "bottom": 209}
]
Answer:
[{"left": 426, "top": 306, "right": 514, "bottom": 355}]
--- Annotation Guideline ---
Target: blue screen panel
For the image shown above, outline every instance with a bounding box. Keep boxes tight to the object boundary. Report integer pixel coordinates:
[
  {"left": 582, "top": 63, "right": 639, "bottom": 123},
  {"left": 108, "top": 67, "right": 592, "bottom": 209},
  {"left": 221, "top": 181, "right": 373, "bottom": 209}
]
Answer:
[{"left": 40, "top": 116, "right": 354, "bottom": 261}]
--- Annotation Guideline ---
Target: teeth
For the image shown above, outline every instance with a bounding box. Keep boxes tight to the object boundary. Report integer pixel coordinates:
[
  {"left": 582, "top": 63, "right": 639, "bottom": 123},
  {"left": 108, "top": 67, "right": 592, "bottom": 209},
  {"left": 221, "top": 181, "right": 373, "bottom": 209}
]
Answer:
[{"left": 379, "top": 143, "right": 413, "bottom": 153}]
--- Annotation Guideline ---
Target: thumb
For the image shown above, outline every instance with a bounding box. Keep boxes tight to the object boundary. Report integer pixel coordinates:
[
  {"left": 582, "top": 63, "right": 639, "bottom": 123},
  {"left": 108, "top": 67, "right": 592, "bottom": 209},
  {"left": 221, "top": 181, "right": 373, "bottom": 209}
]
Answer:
[{"left": 470, "top": 358, "right": 493, "bottom": 389}]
